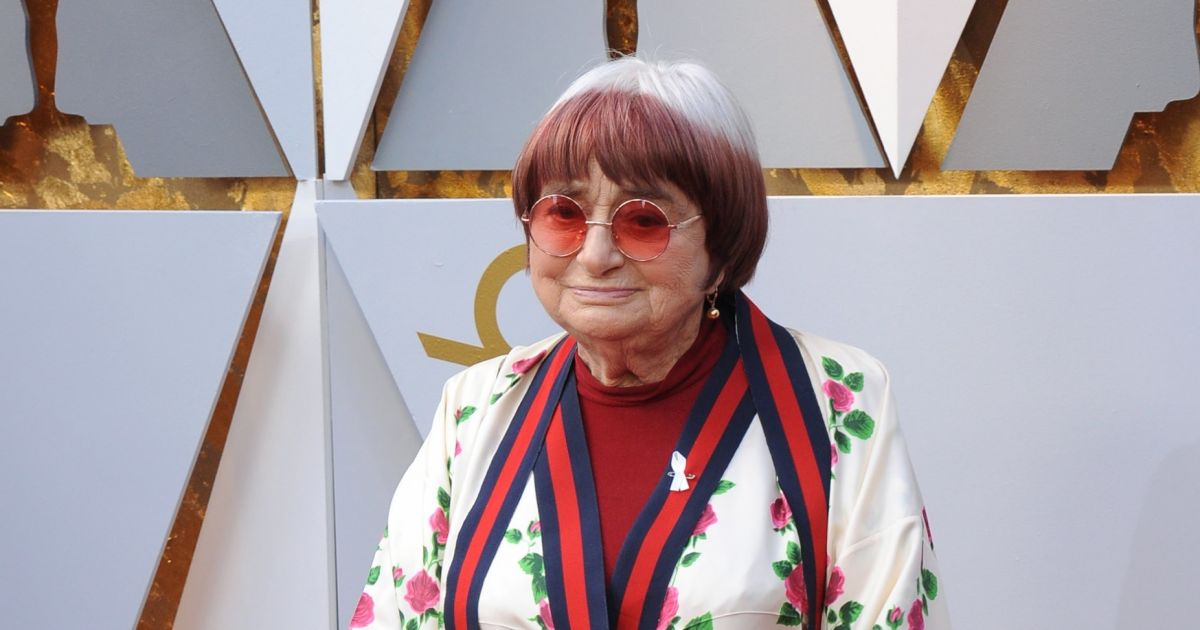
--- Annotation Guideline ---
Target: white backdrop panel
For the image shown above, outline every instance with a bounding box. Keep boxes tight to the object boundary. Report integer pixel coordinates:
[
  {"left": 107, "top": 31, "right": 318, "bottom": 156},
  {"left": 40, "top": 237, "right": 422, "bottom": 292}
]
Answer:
[
  {"left": 323, "top": 194, "right": 1199, "bottom": 630},
  {"left": 318, "top": 199, "right": 557, "bottom": 437},
  {"left": 325, "top": 243, "right": 423, "bottom": 630},
  {"left": 0, "top": 210, "right": 278, "bottom": 630},
  {"left": 175, "top": 184, "right": 333, "bottom": 630}
]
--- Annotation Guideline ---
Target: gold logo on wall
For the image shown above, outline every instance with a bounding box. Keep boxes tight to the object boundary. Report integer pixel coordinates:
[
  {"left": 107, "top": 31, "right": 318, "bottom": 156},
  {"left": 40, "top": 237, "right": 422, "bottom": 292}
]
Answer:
[{"left": 417, "top": 244, "right": 528, "bottom": 366}]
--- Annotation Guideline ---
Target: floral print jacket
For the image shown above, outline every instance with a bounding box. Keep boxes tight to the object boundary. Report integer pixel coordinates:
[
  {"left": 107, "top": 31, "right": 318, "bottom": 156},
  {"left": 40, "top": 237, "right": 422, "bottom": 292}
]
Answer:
[{"left": 351, "top": 327, "right": 948, "bottom": 630}]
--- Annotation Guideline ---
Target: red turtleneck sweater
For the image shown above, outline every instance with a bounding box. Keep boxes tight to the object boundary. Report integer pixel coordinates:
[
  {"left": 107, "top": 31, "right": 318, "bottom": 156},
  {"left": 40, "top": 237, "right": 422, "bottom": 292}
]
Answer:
[{"left": 574, "top": 316, "right": 728, "bottom": 579}]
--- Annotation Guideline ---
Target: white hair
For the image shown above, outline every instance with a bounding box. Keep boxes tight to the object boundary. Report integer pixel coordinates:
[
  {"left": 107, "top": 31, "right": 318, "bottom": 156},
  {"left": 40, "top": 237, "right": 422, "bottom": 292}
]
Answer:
[{"left": 553, "top": 56, "right": 760, "bottom": 158}]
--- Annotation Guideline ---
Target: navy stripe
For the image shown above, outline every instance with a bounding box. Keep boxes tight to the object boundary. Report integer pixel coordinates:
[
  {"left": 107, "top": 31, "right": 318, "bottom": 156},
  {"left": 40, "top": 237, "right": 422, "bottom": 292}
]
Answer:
[
  {"left": 736, "top": 296, "right": 821, "bottom": 629},
  {"left": 636, "top": 391, "right": 756, "bottom": 630},
  {"left": 768, "top": 320, "right": 831, "bottom": 497},
  {"left": 444, "top": 338, "right": 573, "bottom": 630},
  {"left": 557, "top": 377, "right": 611, "bottom": 629},
  {"left": 534, "top": 433, "right": 569, "bottom": 630},
  {"left": 608, "top": 329, "right": 741, "bottom": 624}
]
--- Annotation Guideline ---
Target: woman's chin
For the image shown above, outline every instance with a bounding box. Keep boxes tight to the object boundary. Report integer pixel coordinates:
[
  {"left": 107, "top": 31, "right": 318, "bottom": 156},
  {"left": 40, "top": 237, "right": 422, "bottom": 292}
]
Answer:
[{"left": 558, "top": 309, "right": 643, "bottom": 343}]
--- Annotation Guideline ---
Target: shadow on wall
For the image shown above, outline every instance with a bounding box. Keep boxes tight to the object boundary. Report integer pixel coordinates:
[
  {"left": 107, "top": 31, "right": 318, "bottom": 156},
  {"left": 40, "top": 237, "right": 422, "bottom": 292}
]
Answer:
[{"left": 1114, "top": 437, "right": 1200, "bottom": 629}]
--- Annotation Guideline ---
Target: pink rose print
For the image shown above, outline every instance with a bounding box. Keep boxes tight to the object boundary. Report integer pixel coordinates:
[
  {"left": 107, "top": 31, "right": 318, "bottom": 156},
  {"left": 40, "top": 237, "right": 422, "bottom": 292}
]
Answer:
[
  {"left": 512, "top": 350, "right": 547, "bottom": 375},
  {"left": 455, "top": 440, "right": 463, "bottom": 456},
  {"left": 656, "top": 586, "right": 679, "bottom": 630},
  {"left": 888, "top": 606, "right": 904, "bottom": 624},
  {"left": 530, "top": 520, "right": 541, "bottom": 533},
  {"left": 429, "top": 508, "right": 449, "bottom": 545},
  {"left": 393, "top": 567, "right": 404, "bottom": 582},
  {"left": 784, "top": 565, "right": 808, "bottom": 616},
  {"left": 822, "top": 380, "right": 855, "bottom": 412},
  {"left": 404, "top": 570, "right": 441, "bottom": 614},
  {"left": 692, "top": 503, "right": 718, "bottom": 536},
  {"left": 830, "top": 443, "right": 839, "bottom": 468},
  {"left": 908, "top": 598, "right": 926, "bottom": 630},
  {"left": 825, "top": 566, "right": 845, "bottom": 606},
  {"left": 538, "top": 598, "right": 555, "bottom": 630},
  {"left": 349, "top": 592, "right": 375, "bottom": 628},
  {"left": 770, "top": 493, "right": 792, "bottom": 529}
]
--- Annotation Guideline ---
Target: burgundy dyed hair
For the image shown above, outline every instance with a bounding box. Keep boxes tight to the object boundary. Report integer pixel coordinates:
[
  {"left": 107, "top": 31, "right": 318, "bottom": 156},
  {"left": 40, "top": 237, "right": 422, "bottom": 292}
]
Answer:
[{"left": 511, "top": 62, "right": 768, "bottom": 292}]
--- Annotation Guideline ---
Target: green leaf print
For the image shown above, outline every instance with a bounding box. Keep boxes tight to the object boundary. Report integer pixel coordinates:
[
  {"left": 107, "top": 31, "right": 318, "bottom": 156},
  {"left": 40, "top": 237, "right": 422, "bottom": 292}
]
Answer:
[
  {"left": 842, "top": 372, "right": 864, "bottom": 392},
  {"left": 777, "top": 602, "right": 804, "bottom": 626},
  {"left": 519, "top": 553, "right": 544, "bottom": 575},
  {"left": 366, "top": 565, "right": 381, "bottom": 586},
  {"left": 772, "top": 560, "right": 793, "bottom": 579},
  {"left": 843, "top": 410, "right": 875, "bottom": 440},
  {"left": 456, "top": 405, "right": 477, "bottom": 425},
  {"left": 840, "top": 601, "right": 864, "bottom": 623},
  {"left": 532, "top": 573, "right": 549, "bottom": 602},
  {"left": 786, "top": 541, "right": 802, "bottom": 565},
  {"left": 822, "top": 356, "right": 845, "bottom": 379},
  {"left": 504, "top": 528, "right": 523, "bottom": 544},
  {"left": 827, "top": 609, "right": 838, "bottom": 624},
  {"left": 437, "top": 487, "right": 451, "bottom": 510},
  {"left": 834, "top": 430, "right": 853, "bottom": 454},
  {"left": 683, "top": 613, "right": 714, "bottom": 630},
  {"left": 405, "top": 618, "right": 419, "bottom": 630},
  {"left": 681, "top": 552, "right": 701, "bottom": 567},
  {"left": 713, "top": 479, "right": 736, "bottom": 495},
  {"left": 922, "top": 568, "right": 940, "bottom": 599}
]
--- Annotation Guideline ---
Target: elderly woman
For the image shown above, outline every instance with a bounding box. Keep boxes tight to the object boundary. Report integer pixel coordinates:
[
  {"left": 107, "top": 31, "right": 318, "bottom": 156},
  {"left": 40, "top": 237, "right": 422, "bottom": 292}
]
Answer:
[{"left": 352, "top": 58, "right": 947, "bottom": 630}]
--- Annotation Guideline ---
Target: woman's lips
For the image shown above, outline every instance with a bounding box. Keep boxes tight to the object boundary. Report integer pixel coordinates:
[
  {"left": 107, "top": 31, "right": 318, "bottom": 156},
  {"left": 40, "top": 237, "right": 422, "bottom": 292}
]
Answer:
[{"left": 570, "top": 286, "right": 636, "bottom": 301}]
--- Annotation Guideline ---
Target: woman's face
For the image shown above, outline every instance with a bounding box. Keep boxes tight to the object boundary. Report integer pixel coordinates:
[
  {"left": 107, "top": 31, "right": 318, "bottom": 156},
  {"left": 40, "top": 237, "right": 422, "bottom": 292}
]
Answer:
[{"left": 528, "top": 161, "right": 716, "bottom": 346}]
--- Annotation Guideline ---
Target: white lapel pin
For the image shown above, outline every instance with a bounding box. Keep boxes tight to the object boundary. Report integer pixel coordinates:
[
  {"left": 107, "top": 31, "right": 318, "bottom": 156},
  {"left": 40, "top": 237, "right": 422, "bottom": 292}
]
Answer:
[{"left": 667, "top": 450, "right": 695, "bottom": 492}]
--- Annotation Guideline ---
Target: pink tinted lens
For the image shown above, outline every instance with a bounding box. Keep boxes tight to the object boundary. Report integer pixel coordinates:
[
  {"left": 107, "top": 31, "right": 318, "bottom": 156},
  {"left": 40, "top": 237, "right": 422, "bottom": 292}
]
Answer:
[
  {"left": 529, "top": 195, "right": 587, "bottom": 255},
  {"left": 611, "top": 200, "right": 672, "bottom": 260}
]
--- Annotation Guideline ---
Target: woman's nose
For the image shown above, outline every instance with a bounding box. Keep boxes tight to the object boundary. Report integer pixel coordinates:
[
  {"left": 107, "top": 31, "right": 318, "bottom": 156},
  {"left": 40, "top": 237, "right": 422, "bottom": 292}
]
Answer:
[{"left": 574, "top": 221, "right": 625, "bottom": 273}]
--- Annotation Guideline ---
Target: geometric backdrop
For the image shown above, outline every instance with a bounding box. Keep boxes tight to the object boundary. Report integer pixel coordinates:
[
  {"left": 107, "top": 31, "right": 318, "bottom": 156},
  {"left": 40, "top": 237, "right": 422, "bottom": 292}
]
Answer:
[
  {"left": 3, "top": 1, "right": 1200, "bottom": 629},
  {"left": 0, "top": 210, "right": 278, "bottom": 630}
]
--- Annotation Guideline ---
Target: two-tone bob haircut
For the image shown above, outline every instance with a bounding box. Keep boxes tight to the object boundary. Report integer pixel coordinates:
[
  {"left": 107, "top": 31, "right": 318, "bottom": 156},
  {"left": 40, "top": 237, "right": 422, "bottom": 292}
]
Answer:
[{"left": 512, "top": 57, "right": 768, "bottom": 292}]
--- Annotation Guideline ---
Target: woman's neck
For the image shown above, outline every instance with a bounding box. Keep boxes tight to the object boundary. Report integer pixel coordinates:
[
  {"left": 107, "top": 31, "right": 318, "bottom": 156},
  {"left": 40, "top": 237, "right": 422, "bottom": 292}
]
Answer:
[{"left": 574, "top": 312, "right": 704, "bottom": 387}]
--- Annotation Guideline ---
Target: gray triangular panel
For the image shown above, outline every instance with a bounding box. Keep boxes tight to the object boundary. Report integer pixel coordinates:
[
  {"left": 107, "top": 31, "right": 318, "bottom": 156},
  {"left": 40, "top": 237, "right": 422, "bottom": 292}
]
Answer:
[
  {"left": 0, "top": 210, "right": 278, "bottom": 630},
  {"left": 639, "top": 0, "right": 884, "bottom": 168},
  {"left": 55, "top": 0, "right": 288, "bottom": 177},
  {"left": 372, "top": 0, "right": 606, "bottom": 171},
  {"left": 944, "top": 0, "right": 1200, "bottom": 170}
]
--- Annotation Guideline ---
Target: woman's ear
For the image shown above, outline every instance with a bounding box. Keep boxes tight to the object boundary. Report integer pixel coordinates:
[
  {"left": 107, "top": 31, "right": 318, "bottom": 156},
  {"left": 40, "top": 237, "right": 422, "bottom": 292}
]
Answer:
[{"left": 706, "top": 269, "right": 726, "bottom": 294}]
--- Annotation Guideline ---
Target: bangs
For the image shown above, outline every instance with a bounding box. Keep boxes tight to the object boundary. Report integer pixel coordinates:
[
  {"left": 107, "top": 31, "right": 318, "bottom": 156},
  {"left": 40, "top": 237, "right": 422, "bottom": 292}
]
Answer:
[{"left": 514, "top": 89, "right": 726, "bottom": 209}]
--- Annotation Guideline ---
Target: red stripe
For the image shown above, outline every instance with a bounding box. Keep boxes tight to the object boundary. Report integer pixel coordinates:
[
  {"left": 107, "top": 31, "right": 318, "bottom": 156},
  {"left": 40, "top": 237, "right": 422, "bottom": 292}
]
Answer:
[
  {"left": 616, "top": 363, "right": 747, "bottom": 629},
  {"left": 749, "top": 309, "right": 828, "bottom": 619},
  {"left": 546, "top": 409, "right": 593, "bottom": 628},
  {"left": 452, "top": 341, "right": 574, "bottom": 629}
]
